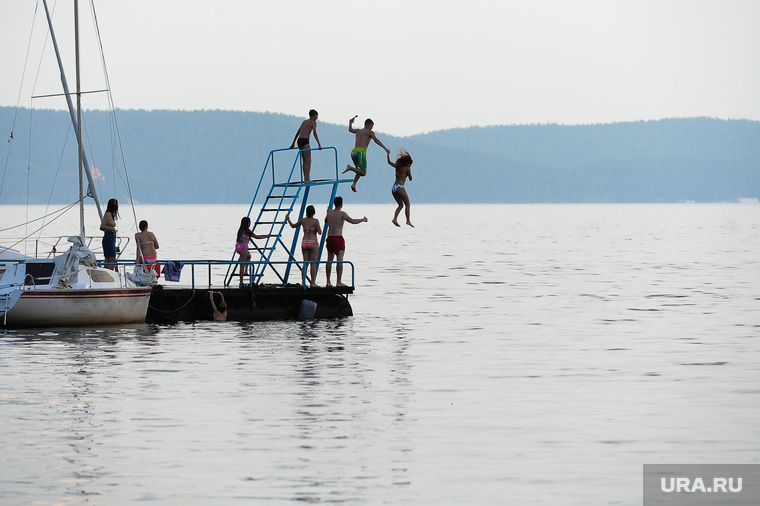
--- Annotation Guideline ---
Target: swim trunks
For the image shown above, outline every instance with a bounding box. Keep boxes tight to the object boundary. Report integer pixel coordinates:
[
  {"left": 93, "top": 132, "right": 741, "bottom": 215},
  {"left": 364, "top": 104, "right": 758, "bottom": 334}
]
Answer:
[
  {"left": 350, "top": 147, "right": 367, "bottom": 173},
  {"left": 297, "top": 137, "right": 309, "bottom": 149},
  {"left": 392, "top": 184, "right": 405, "bottom": 193},
  {"left": 326, "top": 235, "right": 345, "bottom": 255}
]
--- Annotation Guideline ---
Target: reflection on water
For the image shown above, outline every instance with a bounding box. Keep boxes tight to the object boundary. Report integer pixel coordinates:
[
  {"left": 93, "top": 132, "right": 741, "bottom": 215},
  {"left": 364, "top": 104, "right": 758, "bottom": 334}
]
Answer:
[
  {"left": 1, "top": 204, "right": 759, "bottom": 505},
  {"left": 1, "top": 321, "right": 416, "bottom": 504}
]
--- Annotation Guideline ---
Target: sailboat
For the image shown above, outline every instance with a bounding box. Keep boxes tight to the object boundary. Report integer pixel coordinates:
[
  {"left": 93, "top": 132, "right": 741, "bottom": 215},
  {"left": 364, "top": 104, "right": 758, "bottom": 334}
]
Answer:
[{"left": 0, "top": 0, "right": 151, "bottom": 327}]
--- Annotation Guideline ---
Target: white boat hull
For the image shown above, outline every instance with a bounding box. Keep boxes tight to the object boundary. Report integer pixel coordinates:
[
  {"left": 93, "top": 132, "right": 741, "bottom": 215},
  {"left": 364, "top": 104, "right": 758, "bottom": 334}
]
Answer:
[
  {"left": 2, "top": 287, "right": 151, "bottom": 327},
  {"left": 1, "top": 2, "right": 154, "bottom": 329}
]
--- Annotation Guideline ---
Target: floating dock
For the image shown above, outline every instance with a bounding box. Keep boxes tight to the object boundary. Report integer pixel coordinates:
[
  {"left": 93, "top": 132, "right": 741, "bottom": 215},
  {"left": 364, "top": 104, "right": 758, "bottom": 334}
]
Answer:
[
  {"left": 146, "top": 284, "right": 353, "bottom": 323},
  {"left": 144, "top": 146, "right": 357, "bottom": 323}
]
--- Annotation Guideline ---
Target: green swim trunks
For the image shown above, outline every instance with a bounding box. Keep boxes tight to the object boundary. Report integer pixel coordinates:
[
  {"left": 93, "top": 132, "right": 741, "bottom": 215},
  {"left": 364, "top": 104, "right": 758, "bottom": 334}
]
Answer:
[{"left": 351, "top": 147, "right": 368, "bottom": 172}]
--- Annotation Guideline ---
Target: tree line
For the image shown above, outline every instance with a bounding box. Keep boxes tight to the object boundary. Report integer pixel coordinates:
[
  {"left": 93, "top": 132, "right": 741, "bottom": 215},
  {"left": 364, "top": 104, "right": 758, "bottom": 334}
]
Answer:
[{"left": 1, "top": 107, "right": 758, "bottom": 205}]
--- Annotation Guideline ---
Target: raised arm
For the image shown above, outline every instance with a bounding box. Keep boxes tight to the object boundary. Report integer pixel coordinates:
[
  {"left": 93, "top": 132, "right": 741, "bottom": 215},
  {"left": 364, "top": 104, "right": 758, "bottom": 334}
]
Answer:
[
  {"left": 386, "top": 150, "right": 395, "bottom": 167},
  {"left": 348, "top": 115, "right": 359, "bottom": 134}
]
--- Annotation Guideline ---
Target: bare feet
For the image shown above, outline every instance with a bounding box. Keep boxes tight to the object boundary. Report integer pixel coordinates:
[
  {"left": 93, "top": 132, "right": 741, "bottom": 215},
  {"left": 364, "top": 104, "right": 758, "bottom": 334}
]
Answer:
[
  {"left": 343, "top": 165, "right": 352, "bottom": 174},
  {"left": 351, "top": 184, "right": 357, "bottom": 192},
  {"left": 407, "top": 221, "right": 414, "bottom": 227},
  {"left": 392, "top": 219, "right": 400, "bottom": 227},
  {"left": 337, "top": 282, "right": 348, "bottom": 287}
]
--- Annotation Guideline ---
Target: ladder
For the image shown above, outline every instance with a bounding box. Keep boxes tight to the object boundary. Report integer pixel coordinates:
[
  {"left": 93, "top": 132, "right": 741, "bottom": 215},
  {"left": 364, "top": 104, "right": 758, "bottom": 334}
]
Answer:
[{"left": 224, "top": 147, "right": 352, "bottom": 287}]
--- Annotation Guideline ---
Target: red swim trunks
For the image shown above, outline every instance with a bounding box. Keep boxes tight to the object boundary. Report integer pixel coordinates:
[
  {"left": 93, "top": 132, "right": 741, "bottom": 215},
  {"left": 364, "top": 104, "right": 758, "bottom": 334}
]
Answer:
[{"left": 326, "top": 235, "right": 345, "bottom": 255}]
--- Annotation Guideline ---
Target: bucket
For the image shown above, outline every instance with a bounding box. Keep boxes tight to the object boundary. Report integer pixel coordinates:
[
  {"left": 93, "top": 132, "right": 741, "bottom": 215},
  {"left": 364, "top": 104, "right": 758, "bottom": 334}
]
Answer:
[{"left": 298, "top": 299, "right": 317, "bottom": 320}]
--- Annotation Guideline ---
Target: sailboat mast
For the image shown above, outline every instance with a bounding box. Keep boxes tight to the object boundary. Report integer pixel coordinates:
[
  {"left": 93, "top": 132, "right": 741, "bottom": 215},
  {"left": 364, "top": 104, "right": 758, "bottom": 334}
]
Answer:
[
  {"left": 74, "top": 0, "right": 86, "bottom": 241},
  {"left": 41, "top": 0, "right": 103, "bottom": 222}
]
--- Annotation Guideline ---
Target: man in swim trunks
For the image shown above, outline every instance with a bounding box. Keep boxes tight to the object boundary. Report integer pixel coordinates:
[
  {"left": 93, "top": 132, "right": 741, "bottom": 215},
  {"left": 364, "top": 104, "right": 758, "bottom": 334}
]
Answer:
[
  {"left": 342, "top": 116, "right": 391, "bottom": 192},
  {"left": 324, "top": 196, "right": 367, "bottom": 287},
  {"left": 289, "top": 109, "right": 322, "bottom": 183}
]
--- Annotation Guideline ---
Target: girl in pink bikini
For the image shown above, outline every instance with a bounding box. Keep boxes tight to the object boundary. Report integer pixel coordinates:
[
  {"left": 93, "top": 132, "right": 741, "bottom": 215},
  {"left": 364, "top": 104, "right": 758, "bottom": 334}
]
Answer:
[
  {"left": 235, "top": 217, "right": 273, "bottom": 286},
  {"left": 286, "top": 205, "right": 322, "bottom": 287}
]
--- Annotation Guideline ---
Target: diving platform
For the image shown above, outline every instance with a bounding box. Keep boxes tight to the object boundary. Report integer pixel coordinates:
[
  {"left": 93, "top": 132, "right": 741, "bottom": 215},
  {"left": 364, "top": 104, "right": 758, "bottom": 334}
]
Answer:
[{"left": 145, "top": 146, "right": 357, "bottom": 323}]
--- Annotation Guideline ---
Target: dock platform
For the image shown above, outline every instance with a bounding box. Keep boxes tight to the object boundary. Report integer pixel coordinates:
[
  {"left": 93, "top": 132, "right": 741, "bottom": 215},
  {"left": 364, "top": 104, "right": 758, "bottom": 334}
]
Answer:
[
  {"left": 142, "top": 145, "right": 358, "bottom": 323},
  {"left": 146, "top": 284, "right": 353, "bottom": 323}
]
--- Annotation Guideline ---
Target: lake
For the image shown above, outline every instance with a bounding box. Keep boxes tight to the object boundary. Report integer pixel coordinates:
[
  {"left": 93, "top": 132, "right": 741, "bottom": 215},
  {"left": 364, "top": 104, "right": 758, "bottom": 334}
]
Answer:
[{"left": 1, "top": 203, "right": 759, "bottom": 505}]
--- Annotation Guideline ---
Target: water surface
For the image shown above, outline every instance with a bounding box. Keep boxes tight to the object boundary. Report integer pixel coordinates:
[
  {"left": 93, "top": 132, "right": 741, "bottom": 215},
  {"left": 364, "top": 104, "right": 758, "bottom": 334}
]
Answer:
[{"left": 1, "top": 203, "right": 759, "bottom": 505}]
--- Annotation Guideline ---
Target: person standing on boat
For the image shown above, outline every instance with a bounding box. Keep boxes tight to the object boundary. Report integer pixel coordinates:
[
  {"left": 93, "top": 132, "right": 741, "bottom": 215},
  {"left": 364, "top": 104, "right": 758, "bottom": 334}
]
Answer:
[
  {"left": 135, "top": 220, "right": 160, "bottom": 276},
  {"left": 286, "top": 205, "right": 323, "bottom": 288},
  {"left": 100, "top": 198, "right": 119, "bottom": 271},
  {"left": 342, "top": 116, "right": 391, "bottom": 192},
  {"left": 289, "top": 109, "right": 322, "bottom": 183},
  {"left": 235, "top": 217, "right": 274, "bottom": 286},
  {"left": 324, "top": 196, "right": 367, "bottom": 287},
  {"left": 387, "top": 148, "right": 414, "bottom": 227}
]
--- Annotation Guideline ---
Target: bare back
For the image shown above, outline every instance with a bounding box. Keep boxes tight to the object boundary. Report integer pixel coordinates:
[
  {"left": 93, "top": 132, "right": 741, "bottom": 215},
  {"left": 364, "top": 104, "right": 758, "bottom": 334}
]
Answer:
[
  {"left": 325, "top": 208, "right": 348, "bottom": 236},
  {"left": 135, "top": 230, "right": 159, "bottom": 258},
  {"left": 297, "top": 119, "right": 317, "bottom": 139},
  {"left": 298, "top": 216, "right": 321, "bottom": 240}
]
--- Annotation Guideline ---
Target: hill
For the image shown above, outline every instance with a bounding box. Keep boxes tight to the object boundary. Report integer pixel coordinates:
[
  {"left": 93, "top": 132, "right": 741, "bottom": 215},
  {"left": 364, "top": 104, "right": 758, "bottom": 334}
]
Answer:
[{"left": 1, "top": 107, "right": 758, "bottom": 204}]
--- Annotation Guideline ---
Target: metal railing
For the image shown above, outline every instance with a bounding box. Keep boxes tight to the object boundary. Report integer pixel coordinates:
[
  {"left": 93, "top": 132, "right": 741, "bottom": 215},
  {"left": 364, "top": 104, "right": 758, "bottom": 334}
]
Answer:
[
  {"left": 221, "top": 147, "right": 353, "bottom": 287},
  {"left": 103, "top": 259, "right": 355, "bottom": 290},
  {"left": 1, "top": 235, "right": 130, "bottom": 260},
  {"left": 0, "top": 259, "right": 133, "bottom": 290},
  {"left": 247, "top": 146, "right": 341, "bottom": 211}
]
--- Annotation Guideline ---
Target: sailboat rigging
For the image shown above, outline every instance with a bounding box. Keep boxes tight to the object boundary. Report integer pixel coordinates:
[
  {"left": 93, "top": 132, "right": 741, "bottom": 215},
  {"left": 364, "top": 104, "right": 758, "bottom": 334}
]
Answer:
[{"left": 0, "top": 0, "right": 151, "bottom": 327}]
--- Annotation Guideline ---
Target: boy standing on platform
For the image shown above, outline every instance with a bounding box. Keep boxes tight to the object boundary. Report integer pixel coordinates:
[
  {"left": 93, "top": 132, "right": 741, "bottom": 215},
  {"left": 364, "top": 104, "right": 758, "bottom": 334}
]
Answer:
[
  {"left": 343, "top": 116, "right": 391, "bottom": 192},
  {"left": 324, "top": 196, "right": 367, "bottom": 287},
  {"left": 289, "top": 109, "right": 322, "bottom": 183}
]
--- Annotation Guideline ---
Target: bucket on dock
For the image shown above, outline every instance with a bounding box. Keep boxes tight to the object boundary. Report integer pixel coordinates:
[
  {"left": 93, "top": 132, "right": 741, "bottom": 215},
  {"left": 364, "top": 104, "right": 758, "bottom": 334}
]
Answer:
[{"left": 298, "top": 299, "right": 317, "bottom": 320}]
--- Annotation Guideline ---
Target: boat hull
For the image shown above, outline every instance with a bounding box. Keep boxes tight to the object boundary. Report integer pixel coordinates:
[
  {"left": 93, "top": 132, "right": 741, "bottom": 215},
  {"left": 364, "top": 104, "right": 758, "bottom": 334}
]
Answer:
[{"left": 2, "top": 287, "right": 152, "bottom": 327}]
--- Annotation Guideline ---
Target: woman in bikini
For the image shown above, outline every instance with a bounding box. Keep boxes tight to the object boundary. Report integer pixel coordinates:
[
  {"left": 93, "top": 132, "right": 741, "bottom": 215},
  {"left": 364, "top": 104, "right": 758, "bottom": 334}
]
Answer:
[
  {"left": 387, "top": 148, "right": 414, "bottom": 227},
  {"left": 135, "top": 220, "right": 160, "bottom": 276},
  {"left": 99, "top": 198, "right": 119, "bottom": 270},
  {"left": 235, "top": 217, "right": 273, "bottom": 286},
  {"left": 286, "top": 205, "right": 322, "bottom": 287}
]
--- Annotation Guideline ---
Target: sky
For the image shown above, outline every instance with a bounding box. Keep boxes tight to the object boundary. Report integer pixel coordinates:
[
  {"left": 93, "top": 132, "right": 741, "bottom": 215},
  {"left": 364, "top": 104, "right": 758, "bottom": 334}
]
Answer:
[{"left": 1, "top": 0, "right": 759, "bottom": 137}]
